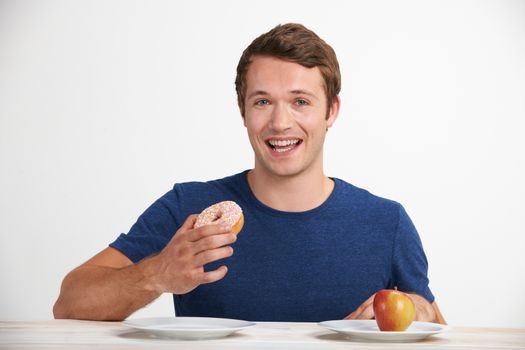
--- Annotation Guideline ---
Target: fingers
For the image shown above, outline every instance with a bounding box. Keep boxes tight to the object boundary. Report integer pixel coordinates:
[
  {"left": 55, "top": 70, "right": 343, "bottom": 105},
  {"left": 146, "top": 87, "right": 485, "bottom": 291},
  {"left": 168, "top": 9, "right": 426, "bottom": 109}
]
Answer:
[
  {"left": 344, "top": 294, "right": 376, "bottom": 320},
  {"left": 175, "top": 214, "right": 236, "bottom": 266},
  {"left": 194, "top": 246, "right": 234, "bottom": 266},
  {"left": 186, "top": 222, "right": 232, "bottom": 242},
  {"left": 180, "top": 214, "right": 198, "bottom": 231},
  {"left": 192, "top": 233, "right": 237, "bottom": 255},
  {"left": 159, "top": 215, "right": 236, "bottom": 294},
  {"left": 200, "top": 266, "right": 229, "bottom": 284}
]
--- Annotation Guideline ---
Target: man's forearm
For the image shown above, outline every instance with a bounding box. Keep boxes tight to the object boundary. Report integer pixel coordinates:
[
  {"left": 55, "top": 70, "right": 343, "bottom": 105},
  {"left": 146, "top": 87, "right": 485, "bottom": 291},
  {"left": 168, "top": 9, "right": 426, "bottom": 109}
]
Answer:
[{"left": 53, "top": 258, "right": 162, "bottom": 321}]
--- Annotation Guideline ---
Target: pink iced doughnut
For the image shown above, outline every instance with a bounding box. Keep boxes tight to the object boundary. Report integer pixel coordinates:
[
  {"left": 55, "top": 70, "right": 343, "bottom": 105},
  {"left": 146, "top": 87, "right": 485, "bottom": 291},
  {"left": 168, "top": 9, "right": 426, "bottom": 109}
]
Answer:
[{"left": 194, "top": 201, "right": 244, "bottom": 235}]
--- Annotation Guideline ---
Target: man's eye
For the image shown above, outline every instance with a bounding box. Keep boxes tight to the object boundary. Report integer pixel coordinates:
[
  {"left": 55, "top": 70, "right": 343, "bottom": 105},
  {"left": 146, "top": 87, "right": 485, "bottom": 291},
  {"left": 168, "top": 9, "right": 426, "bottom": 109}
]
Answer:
[
  {"left": 256, "top": 99, "right": 270, "bottom": 106},
  {"left": 296, "top": 99, "right": 308, "bottom": 106}
]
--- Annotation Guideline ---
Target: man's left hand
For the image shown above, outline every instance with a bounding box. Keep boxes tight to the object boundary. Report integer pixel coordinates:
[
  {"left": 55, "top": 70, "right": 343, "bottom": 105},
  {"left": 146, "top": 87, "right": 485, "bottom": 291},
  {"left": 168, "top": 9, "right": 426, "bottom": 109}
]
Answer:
[{"left": 343, "top": 292, "right": 438, "bottom": 323}]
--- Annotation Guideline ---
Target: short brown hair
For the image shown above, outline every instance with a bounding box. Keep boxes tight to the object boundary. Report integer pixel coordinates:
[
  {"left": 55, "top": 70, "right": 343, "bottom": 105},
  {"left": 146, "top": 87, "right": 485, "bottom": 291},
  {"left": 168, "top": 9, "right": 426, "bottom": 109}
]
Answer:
[{"left": 235, "top": 23, "right": 341, "bottom": 117}]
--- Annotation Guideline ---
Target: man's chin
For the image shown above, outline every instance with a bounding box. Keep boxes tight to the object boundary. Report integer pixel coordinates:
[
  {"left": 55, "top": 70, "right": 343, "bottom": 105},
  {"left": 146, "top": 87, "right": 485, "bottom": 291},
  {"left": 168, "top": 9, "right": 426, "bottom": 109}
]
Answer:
[
  {"left": 264, "top": 164, "right": 305, "bottom": 178},
  {"left": 254, "top": 154, "right": 307, "bottom": 178}
]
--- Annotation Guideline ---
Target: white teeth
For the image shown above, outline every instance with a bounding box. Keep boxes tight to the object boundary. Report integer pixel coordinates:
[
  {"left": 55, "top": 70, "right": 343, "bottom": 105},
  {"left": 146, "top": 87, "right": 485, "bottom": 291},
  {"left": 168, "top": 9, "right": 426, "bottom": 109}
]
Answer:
[
  {"left": 268, "top": 139, "right": 300, "bottom": 147},
  {"left": 274, "top": 147, "right": 293, "bottom": 153}
]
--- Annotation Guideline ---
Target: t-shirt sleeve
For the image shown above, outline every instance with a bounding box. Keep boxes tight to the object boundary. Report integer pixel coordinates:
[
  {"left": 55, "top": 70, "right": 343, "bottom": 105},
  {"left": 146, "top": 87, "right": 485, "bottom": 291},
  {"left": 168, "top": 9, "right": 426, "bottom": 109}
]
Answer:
[
  {"left": 392, "top": 204, "right": 435, "bottom": 303},
  {"left": 109, "top": 185, "right": 184, "bottom": 264}
]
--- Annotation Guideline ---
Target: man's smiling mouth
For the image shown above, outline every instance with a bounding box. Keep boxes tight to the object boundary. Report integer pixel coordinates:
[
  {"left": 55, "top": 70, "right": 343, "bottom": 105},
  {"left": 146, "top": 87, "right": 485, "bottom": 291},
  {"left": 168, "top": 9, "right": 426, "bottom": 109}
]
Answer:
[{"left": 266, "top": 138, "right": 303, "bottom": 154}]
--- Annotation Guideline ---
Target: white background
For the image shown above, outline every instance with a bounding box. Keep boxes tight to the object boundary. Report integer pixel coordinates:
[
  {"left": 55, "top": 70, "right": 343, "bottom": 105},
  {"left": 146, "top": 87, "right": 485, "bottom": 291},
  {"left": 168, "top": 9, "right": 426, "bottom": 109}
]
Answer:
[{"left": 1, "top": 0, "right": 524, "bottom": 327}]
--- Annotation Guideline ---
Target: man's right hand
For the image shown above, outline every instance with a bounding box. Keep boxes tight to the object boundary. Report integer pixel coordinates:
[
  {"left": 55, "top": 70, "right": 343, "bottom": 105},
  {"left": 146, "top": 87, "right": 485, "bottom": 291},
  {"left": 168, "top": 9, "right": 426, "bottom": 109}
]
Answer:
[
  {"left": 53, "top": 214, "right": 236, "bottom": 320},
  {"left": 147, "top": 214, "right": 237, "bottom": 295}
]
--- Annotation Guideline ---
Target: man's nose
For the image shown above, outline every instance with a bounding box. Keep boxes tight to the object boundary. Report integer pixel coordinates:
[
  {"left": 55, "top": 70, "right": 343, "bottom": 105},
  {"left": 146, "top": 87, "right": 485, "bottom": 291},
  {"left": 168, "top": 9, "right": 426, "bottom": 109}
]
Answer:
[{"left": 269, "top": 103, "right": 293, "bottom": 131}]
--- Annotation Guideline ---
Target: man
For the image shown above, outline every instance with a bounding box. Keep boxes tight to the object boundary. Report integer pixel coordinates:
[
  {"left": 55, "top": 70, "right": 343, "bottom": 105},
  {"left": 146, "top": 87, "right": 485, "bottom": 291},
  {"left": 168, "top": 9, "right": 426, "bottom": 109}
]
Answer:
[{"left": 54, "top": 23, "right": 445, "bottom": 324}]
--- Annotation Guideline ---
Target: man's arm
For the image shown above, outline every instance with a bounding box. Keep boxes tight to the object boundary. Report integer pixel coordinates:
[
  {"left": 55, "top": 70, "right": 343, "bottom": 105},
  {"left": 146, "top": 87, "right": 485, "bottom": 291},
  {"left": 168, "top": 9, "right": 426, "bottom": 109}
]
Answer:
[
  {"left": 344, "top": 292, "right": 447, "bottom": 324},
  {"left": 53, "top": 247, "right": 160, "bottom": 320},
  {"left": 53, "top": 215, "right": 237, "bottom": 321}
]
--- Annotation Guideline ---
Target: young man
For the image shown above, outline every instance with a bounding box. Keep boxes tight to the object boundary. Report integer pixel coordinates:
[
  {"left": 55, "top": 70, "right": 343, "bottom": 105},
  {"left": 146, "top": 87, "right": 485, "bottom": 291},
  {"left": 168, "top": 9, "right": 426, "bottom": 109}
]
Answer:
[{"left": 54, "top": 23, "right": 445, "bottom": 324}]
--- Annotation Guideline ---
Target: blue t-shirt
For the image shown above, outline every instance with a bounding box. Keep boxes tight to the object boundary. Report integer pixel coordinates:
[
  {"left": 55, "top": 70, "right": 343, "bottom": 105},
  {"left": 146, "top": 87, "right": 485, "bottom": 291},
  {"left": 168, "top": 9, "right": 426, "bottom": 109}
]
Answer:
[{"left": 110, "top": 170, "right": 434, "bottom": 322}]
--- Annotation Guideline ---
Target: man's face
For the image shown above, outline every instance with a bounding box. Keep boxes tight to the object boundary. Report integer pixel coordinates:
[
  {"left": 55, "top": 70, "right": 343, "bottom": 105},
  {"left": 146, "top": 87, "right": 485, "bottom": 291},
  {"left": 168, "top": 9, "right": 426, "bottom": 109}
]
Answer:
[{"left": 242, "top": 55, "right": 339, "bottom": 178}]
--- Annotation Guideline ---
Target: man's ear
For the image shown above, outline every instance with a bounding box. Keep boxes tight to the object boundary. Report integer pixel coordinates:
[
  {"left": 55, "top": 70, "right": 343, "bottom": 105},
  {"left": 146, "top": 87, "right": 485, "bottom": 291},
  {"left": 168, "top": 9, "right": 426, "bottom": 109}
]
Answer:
[{"left": 326, "top": 95, "right": 341, "bottom": 129}]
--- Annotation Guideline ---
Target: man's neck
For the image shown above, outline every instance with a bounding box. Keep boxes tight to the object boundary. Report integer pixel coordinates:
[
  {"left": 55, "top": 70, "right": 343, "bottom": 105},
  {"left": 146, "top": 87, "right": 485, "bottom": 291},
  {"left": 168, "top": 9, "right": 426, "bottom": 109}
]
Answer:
[{"left": 247, "top": 167, "right": 334, "bottom": 212}]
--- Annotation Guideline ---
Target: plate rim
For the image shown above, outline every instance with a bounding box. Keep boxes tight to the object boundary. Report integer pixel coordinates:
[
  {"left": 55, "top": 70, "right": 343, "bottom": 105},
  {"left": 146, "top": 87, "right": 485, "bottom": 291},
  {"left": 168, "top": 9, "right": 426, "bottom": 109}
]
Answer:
[
  {"left": 318, "top": 319, "right": 448, "bottom": 335},
  {"left": 123, "top": 316, "right": 256, "bottom": 332}
]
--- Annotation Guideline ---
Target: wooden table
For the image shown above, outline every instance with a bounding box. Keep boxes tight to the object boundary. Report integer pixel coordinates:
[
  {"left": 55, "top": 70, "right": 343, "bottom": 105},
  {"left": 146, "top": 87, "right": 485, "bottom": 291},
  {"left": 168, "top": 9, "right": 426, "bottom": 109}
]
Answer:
[{"left": 1, "top": 320, "right": 524, "bottom": 349}]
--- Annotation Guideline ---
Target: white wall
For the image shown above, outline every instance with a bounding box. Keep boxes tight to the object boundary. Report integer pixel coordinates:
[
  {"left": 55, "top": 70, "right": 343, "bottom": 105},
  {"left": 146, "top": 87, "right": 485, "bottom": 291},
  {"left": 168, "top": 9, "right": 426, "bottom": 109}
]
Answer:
[{"left": 1, "top": 0, "right": 524, "bottom": 327}]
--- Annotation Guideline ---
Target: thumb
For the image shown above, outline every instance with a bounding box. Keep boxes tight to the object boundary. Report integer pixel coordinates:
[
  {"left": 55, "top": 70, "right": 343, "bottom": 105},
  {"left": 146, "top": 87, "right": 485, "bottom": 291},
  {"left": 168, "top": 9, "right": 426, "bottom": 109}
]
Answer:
[{"left": 181, "top": 214, "right": 198, "bottom": 231}]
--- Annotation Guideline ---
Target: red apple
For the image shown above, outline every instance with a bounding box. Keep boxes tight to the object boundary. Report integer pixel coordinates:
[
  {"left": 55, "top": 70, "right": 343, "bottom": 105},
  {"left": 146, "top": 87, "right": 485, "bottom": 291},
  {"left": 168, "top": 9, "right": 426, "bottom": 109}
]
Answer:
[{"left": 373, "top": 289, "right": 416, "bottom": 331}]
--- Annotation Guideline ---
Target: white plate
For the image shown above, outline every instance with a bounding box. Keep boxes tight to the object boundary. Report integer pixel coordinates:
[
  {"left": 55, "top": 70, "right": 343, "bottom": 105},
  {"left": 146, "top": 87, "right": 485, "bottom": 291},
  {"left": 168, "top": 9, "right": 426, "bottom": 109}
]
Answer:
[
  {"left": 318, "top": 320, "right": 447, "bottom": 342},
  {"left": 123, "top": 317, "right": 255, "bottom": 340}
]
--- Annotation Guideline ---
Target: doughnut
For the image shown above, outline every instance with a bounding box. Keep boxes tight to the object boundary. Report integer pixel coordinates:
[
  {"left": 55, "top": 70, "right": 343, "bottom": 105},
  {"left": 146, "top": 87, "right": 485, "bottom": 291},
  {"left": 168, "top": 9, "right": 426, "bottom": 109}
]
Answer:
[{"left": 194, "top": 201, "right": 244, "bottom": 235}]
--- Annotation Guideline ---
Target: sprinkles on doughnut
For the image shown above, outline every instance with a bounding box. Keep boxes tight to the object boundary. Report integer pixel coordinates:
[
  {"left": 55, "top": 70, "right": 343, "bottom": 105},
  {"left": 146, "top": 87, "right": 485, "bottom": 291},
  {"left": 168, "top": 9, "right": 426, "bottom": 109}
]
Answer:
[{"left": 194, "top": 201, "right": 244, "bottom": 235}]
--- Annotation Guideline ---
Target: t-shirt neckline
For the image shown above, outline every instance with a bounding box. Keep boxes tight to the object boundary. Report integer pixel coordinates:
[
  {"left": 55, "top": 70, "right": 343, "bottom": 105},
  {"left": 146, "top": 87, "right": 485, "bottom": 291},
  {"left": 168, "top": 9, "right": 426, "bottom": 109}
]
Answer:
[{"left": 238, "top": 169, "right": 341, "bottom": 219}]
